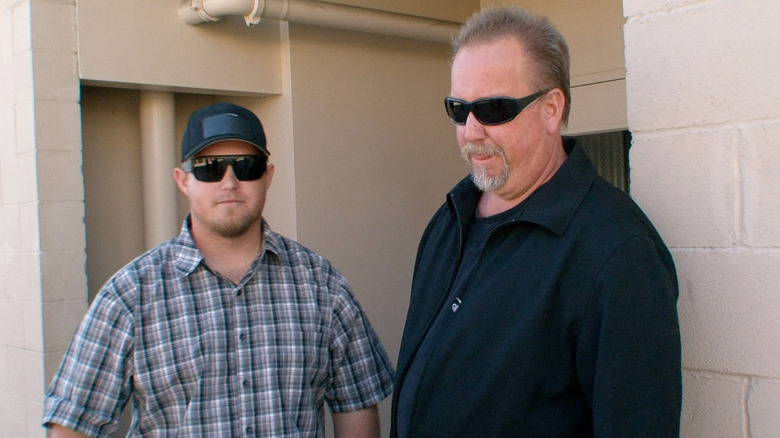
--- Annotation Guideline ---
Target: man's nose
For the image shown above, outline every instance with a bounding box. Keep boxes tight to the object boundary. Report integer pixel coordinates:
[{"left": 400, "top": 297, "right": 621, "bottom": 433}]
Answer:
[
  {"left": 461, "top": 112, "right": 487, "bottom": 142},
  {"left": 218, "top": 164, "right": 240, "bottom": 186}
]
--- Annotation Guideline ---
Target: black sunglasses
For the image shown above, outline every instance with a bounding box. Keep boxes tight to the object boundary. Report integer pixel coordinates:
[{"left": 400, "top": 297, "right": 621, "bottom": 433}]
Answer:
[
  {"left": 444, "top": 90, "right": 548, "bottom": 125},
  {"left": 182, "top": 154, "right": 268, "bottom": 182}
]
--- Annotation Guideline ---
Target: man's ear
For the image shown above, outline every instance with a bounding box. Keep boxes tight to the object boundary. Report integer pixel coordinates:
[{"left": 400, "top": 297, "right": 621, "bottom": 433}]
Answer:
[
  {"left": 173, "top": 167, "right": 190, "bottom": 196},
  {"left": 264, "top": 163, "right": 275, "bottom": 189},
  {"left": 543, "top": 88, "right": 566, "bottom": 134}
]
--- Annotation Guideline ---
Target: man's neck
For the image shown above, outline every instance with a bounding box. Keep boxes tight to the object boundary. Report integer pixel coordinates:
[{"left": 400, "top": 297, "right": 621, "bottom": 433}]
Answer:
[
  {"left": 477, "top": 192, "right": 527, "bottom": 217},
  {"left": 192, "top": 223, "right": 264, "bottom": 285},
  {"left": 477, "top": 141, "right": 568, "bottom": 217}
]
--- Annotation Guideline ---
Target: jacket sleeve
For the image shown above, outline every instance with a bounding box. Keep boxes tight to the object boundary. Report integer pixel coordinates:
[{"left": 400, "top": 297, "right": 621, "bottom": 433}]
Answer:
[{"left": 576, "top": 234, "right": 682, "bottom": 438}]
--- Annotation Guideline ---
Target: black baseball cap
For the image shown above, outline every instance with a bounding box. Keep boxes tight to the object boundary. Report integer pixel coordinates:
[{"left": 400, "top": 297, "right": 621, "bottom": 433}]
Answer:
[{"left": 181, "top": 102, "right": 269, "bottom": 161}]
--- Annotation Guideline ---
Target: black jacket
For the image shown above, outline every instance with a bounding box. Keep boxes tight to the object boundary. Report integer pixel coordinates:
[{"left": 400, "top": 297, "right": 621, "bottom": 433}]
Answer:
[{"left": 392, "top": 138, "right": 682, "bottom": 437}]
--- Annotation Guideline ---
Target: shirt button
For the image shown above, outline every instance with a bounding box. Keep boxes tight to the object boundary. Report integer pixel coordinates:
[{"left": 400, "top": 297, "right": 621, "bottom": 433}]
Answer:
[
  {"left": 237, "top": 290, "right": 243, "bottom": 296},
  {"left": 239, "top": 333, "right": 247, "bottom": 341},
  {"left": 246, "top": 426, "right": 253, "bottom": 434},
  {"left": 242, "top": 380, "right": 249, "bottom": 388}
]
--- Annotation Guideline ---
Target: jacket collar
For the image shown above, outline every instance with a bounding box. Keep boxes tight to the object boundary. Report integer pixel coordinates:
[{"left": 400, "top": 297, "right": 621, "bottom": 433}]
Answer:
[{"left": 447, "top": 137, "right": 596, "bottom": 236}]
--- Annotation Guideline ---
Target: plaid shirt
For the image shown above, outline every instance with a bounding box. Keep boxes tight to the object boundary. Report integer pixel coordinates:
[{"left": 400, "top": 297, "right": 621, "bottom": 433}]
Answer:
[{"left": 43, "top": 218, "right": 394, "bottom": 437}]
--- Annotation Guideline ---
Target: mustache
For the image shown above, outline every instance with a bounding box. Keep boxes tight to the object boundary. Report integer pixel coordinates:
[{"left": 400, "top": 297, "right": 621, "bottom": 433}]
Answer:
[{"left": 460, "top": 142, "right": 506, "bottom": 161}]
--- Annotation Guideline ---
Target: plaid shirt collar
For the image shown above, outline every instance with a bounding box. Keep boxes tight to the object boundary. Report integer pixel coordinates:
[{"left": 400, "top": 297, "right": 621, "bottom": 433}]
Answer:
[{"left": 172, "top": 215, "right": 283, "bottom": 278}]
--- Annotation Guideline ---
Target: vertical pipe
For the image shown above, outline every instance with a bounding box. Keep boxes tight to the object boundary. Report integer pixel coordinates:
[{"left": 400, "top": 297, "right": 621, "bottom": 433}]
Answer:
[{"left": 139, "top": 91, "right": 179, "bottom": 249}]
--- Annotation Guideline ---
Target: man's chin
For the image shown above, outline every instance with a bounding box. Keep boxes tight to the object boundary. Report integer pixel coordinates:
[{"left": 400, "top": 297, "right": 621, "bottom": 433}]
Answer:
[
  {"left": 470, "top": 171, "right": 508, "bottom": 192},
  {"left": 208, "top": 215, "right": 258, "bottom": 239}
]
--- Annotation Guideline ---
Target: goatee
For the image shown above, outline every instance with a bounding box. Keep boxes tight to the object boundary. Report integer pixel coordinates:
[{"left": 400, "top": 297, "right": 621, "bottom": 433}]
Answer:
[{"left": 460, "top": 142, "right": 510, "bottom": 192}]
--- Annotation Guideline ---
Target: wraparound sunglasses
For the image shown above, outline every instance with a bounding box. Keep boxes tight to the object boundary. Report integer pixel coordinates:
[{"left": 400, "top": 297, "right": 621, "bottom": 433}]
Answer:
[
  {"left": 444, "top": 90, "right": 548, "bottom": 125},
  {"left": 182, "top": 154, "right": 268, "bottom": 182}
]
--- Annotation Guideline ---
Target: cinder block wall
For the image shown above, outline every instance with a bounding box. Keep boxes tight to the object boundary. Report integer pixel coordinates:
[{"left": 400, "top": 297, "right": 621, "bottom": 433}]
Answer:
[
  {"left": 624, "top": 0, "right": 780, "bottom": 436},
  {"left": 0, "top": 1, "right": 85, "bottom": 436}
]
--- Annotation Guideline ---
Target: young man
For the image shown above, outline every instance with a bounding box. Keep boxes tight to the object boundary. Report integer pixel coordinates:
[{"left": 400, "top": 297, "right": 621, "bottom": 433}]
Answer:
[
  {"left": 44, "top": 102, "right": 394, "bottom": 437},
  {"left": 392, "top": 7, "right": 681, "bottom": 437}
]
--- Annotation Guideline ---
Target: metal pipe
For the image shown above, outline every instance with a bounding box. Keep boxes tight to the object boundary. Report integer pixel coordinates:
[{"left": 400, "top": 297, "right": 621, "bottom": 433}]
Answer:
[
  {"left": 139, "top": 91, "right": 180, "bottom": 250},
  {"left": 179, "top": 0, "right": 460, "bottom": 43}
]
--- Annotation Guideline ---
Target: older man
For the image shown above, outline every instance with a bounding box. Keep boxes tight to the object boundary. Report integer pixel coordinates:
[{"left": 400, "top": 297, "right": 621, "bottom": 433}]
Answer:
[{"left": 392, "top": 7, "right": 681, "bottom": 437}]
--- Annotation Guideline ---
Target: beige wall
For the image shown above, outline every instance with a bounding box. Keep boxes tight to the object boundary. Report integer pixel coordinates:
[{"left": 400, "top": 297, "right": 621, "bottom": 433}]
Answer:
[
  {"left": 287, "top": 21, "right": 461, "bottom": 357},
  {"left": 81, "top": 89, "right": 145, "bottom": 297},
  {"left": 3, "top": 0, "right": 779, "bottom": 437},
  {"left": 624, "top": 0, "right": 780, "bottom": 435},
  {"left": 1, "top": 0, "right": 84, "bottom": 435},
  {"left": 77, "top": 0, "right": 283, "bottom": 94},
  {"left": 486, "top": 0, "right": 628, "bottom": 134},
  {"left": 325, "top": 0, "right": 476, "bottom": 22},
  {"left": 286, "top": 24, "right": 463, "bottom": 425}
]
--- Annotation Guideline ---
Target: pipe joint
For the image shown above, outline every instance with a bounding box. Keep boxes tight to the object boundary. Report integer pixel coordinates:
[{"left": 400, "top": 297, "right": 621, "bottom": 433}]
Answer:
[
  {"left": 179, "top": 0, "right": 221, "bottom": 25},
  {"left": 244, "top": 0, "right": 263, "bottom": 26},
  {"left": 179, "top": 0, "right": 264, "bottom": 26}
]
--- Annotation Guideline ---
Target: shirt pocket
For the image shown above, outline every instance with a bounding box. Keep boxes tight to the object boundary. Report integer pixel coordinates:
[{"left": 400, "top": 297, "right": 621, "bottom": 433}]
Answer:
[
  {"left": 135, "top": 329, "right": 204, "bottom": 409},
  {"left": 269, "top": 328, "right": 327, "bottom": 402}
]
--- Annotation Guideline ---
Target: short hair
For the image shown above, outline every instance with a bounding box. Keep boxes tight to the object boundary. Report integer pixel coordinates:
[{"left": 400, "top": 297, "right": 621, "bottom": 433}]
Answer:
[{"left": 453, "top": 7, "right": 571, "bottom": 125}]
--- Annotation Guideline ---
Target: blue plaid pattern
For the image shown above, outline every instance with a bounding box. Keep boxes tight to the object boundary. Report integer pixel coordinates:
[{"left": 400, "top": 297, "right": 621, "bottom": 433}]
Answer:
[{"left": 43, "top": 218, "right": 394, "bottom": 437}]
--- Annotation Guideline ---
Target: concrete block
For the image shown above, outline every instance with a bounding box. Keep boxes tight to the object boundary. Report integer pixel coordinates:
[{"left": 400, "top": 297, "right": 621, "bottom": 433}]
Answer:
[
  {"left": 0, "top": 8, "right": 13, "bottom": 100},
  {"left": 0, "top": 204, "right": 21, "bottom": 251},
  {"left": 15, "top": 100, "right": 35, "bottom": 153},
  {"left": 18, "top": 201, "right": 40, "bottom": 252},
  {"left": 23, "top": 300, "right": 43, "bottom": 351},
  {"left": 0, "top": 251, "right": 41, "bottom": 301},
  {"left": 40, "top": 250, "right": 87, "bottom": 302},
  {"left": 37, "top": 150, "right": 84, "bottom": 202},
  {"left": 749, "top": 378, "right": 780, "bottom": 437},
  {"left": 0, "top": 63, "right": 10, "bottom": 106},
  {"left": 1, "top": 9, "right": 12, "bottom": 59},
  {"left": 630, "top": 130, "right": 735, "bottom": 248},
  {"left": 740, "top": 122, "right": 780, "bottom": 247},
  {"left": 11, "top": 1, "right": 31, "bottom": 54},
  {"left": 30, "top": 1, "right": 76, "bottom": 52},
  {"left": 0, "top": 254, "right": 11, "bottom": 299},
  {"left": 34, "top": 100, "right": 82, "bottom": 151},
  {"left": 625, "top": 0, "right": 780, "bottom": 131},
  {"left": 38, "top": 200, "right": 85, "bottom": 252},
  {"left": 24, "top": 399, "right": 46, "bottom": 438},
  {"left": 0, "top": 393, "right": 28, "bottom": 438},
  {"left": 0, "top": 300, "right": 25, "bottom": 348},
  {"left": 32, "top": 49, "right": 79, "bottom": 102},
  {"left": 0, "top": 150, "right": 38, "bottom": 204},
  {"left": 42, "top": 299, "right": 86, "bottom": 353},
  {"left": 676, "top": 251, "right": 780, "bottom": 377},
  {"left": 7, "top": 347, "right": 44, "bottom": 399},
  {"left": 681, "top": 371, "right": 745, "bottom": 438},
  {"left": 0, "top": 105, "right": 15, "bottom": 156},
  {"left": 0, "top": 61, "right": 9, "bottom": 105},
  {"left": 0, "top": 47, "right": 10, "bottom": 93},
  {"left": 0, "top": 345, "right": 7, "bottom": 392},
  {"left": 0, "top": 69, "right": 11, "bottom": 112},
  {"left": 11, "top": 50, "right": 33, "bottom": 102},
  {"left": 0, "top": 360, "right": 44, "bottom": 437}
]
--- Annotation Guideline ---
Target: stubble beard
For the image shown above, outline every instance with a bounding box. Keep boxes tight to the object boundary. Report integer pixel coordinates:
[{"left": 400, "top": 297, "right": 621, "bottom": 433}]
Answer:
[
  {"left": 197, "top": 207, "right": 261, "bottom": 239},
  {"left": 461, "top": 142, "right": 511, "bottom": 192},
  {"left": 211, "top": 217, "right": 255, "bottom": 239}
]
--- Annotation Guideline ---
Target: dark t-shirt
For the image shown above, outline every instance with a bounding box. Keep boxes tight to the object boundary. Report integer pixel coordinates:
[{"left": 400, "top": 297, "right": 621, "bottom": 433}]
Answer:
[{"left": 395, "top": 203, "right": 528, "bottom": 437}]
